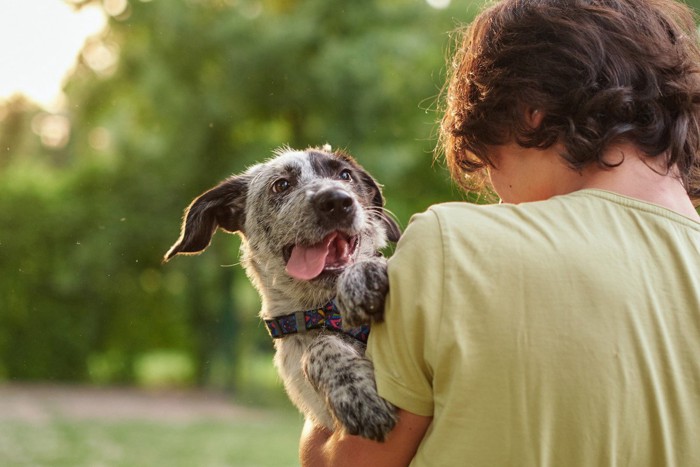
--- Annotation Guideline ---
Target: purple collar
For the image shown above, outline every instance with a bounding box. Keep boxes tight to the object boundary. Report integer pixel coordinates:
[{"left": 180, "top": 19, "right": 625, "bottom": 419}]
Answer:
[{"left": 263, "top": 301, "right": 370, "bottom": 344}]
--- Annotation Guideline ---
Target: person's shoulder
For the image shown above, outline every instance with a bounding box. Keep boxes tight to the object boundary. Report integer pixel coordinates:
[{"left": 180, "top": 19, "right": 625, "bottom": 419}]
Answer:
[
  {"left": 397, "top": 201, "right": 514, "bottom": 251},
  {"left": 414, "top": 193, "right": 598, "bottom": 244},
  {"left": 423, "top": 199, "right": 550, "bottom": 229},
  {"left": 420, "top": 201, "right": 502, "bottom": 224},
  {"left": 426, "top": 191, "right": 608, "bottom": 225},
  {"left": 398, "top": 202, "right": 478, "bottom": 241},
  {"left": 401, "top": 201, "right": 517, "bottom": 239},
  {"left": 427, "top": 201, "right": 501, "bottom": 219}
]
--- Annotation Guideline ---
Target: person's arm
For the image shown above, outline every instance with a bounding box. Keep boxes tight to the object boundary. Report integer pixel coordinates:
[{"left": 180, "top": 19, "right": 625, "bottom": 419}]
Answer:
[{"left": 299, "top": 409, "right": 432, "bottom": 467}]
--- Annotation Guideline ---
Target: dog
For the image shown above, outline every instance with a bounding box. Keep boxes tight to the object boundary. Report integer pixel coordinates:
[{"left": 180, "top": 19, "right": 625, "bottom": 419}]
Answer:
[{"left": 164, "top": 146, "right": 400, "bottom": 441}]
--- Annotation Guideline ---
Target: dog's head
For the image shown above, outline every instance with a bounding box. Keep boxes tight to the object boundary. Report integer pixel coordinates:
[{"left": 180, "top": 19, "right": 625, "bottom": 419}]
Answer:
[{"left": 164, "top": 147, "right": 400, "bottom": 298}]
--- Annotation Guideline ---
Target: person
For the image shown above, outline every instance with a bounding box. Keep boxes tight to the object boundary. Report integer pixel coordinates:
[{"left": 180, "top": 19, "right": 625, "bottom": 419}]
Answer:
[{"left": 300, "top": 0, "right": 700, "bottom": 465}]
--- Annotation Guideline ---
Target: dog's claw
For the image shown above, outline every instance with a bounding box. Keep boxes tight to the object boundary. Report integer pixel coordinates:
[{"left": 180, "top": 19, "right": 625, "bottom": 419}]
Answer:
[{"left": 337, "top": 258, "right": 389, "bottom": 328}]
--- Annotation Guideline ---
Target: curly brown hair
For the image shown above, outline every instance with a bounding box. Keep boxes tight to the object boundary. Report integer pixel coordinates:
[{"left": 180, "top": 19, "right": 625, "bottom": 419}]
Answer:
[{"left": 440, "top": 0, "right": 700, "bottom": 199}]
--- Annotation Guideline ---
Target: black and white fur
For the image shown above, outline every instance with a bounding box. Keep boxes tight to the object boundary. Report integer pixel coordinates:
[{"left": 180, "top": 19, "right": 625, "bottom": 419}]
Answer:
[{"left": 164, "top": 146, "right": 399, "bottom": 441}]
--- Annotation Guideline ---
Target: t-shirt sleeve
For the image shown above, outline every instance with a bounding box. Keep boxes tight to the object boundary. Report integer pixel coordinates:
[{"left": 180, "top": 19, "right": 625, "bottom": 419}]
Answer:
[{"left": 366, "top": 208, "right": 444, "bottom": 417}]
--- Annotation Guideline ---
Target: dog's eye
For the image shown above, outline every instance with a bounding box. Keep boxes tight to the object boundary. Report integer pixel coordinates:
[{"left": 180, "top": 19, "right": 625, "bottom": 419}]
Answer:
[
  {"left": 338, "top": 169, "right": 353, "bottom": 182},
  {"left": 272, "top": 178, "right": 291, "bottom": 193}
]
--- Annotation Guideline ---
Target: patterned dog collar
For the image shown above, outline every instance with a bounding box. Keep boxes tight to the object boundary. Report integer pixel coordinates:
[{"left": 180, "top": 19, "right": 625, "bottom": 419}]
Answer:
[{"left": 263, "top": 301, "right": 370, "bottom": 344}]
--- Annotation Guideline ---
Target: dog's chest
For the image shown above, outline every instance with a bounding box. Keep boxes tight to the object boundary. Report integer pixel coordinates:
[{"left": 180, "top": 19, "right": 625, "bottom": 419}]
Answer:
[{"left": 272, "top": 333, "right": 334, "bottom": 426}]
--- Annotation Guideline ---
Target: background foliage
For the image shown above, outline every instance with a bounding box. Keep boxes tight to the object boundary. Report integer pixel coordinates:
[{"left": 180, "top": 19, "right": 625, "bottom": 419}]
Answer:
[{"left": 0, "top": 0, "right": 475, "bottom": 394}]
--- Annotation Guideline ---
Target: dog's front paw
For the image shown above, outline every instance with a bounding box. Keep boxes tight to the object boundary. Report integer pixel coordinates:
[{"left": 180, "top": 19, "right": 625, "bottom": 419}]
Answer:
[
  {"left": 337, "top": 258, "right": 389, "bottom": 328},
  {"left": 333, "top": 386, "right": 397, "bottom": 442},
  {"left": 303, "top": 335, "right": 397, "bottom": 441}
]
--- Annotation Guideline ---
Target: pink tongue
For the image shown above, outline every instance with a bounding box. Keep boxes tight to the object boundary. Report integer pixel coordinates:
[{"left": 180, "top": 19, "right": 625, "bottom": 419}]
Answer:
[{"left": 286, "top": 232, "right": 338, "bottom": 280}]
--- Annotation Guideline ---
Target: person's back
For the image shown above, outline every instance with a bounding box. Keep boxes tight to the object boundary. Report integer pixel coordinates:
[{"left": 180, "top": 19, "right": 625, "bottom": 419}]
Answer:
[
  {"left": 372, "top": 189, "right": 700, "bottom": 465},
  {"left": 300, "top": 1, "right": 700, "bottom": 464}
]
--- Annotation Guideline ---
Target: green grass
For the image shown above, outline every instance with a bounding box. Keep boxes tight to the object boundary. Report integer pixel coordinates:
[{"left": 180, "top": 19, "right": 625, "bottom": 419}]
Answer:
[
  {"left": 0, "top": 413, "right": 304, "bottom": 467},
  {"left": 0, "top": 351, "right": 305, "bottom": 466}
]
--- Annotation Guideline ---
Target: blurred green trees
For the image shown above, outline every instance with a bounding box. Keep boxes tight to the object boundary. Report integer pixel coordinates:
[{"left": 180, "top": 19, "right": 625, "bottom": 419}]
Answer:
[{"left": 0, "top": 0, "right": 469, "bottom": 390}]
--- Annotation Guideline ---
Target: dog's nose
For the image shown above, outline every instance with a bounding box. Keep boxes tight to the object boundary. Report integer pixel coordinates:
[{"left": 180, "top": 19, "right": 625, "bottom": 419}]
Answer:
[{"left": 313, "top": 189, "right": 355, "bottom": 222}]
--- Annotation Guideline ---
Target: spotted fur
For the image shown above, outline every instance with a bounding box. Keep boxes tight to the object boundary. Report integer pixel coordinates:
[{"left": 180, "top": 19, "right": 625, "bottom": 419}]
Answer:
[{"left": 165, "top": 146, "right": 399, "bottom": 441}]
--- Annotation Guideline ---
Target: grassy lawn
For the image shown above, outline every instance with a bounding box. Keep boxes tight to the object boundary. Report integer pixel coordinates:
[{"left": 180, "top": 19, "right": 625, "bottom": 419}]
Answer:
[
  {"left": 0, "top": 374, "right": 305, "bottom": 467},
  {"left": 0, "top": 413, "right": 304, "bottom": 467},
  {"left": 0, "top": 352, "right": 308, "bottom": 466}
]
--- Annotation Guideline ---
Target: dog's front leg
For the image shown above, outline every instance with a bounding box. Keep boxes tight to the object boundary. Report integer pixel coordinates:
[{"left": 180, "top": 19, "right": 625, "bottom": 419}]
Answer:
[
  {"left": 336, "top": 257, "right": 389, "bottom": 328},
  {"left": 302, "top": 334, "right": 397, "bottom": 442}
]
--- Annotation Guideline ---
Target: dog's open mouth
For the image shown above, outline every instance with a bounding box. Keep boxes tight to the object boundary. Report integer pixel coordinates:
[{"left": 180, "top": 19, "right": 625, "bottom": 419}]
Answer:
[{"left": 284, "top": 231, "right": 358, "bottom": 281}]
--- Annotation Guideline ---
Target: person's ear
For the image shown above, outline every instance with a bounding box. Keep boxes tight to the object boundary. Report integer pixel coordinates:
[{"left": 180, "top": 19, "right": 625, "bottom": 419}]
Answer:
[{"left": 526, "top": 108, "right": 545, "bottom": 129}]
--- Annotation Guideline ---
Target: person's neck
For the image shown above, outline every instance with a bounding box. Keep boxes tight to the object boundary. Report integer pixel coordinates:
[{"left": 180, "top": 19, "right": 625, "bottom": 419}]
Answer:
[{"left": 573, "top": 144, "right": 700, "bottom": 221}]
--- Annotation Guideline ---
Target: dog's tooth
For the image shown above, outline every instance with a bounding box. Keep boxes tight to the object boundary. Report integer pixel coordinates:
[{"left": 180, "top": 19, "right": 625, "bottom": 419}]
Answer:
[{"left": 338, "top": 236, "right": 351, "bottom": 260}]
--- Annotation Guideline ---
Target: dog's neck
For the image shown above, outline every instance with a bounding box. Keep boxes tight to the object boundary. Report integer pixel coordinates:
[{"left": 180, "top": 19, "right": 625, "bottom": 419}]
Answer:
[
  {"left": 240, "top": 239, "right": 340, "bottom": 319},
  {"left": 243, "top": 258, "right": 336, "bottom": 319},
  {"left": 257, "top": 285, "right": 337, "bottom": 319}
]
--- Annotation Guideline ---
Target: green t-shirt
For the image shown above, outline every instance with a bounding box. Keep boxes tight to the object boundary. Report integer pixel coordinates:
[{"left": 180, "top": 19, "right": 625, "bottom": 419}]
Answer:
[{"left": 367, "top": 189, "right": 700, "bottom": 466}]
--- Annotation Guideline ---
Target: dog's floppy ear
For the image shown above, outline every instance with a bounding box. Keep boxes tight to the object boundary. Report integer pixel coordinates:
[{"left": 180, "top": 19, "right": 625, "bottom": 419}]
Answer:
[
  {"left": 164, "top": 174, "right": 249, "bottom": 262},
  {"left": 357, "top": 170, "right": 401, "bottom": 243}
]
